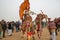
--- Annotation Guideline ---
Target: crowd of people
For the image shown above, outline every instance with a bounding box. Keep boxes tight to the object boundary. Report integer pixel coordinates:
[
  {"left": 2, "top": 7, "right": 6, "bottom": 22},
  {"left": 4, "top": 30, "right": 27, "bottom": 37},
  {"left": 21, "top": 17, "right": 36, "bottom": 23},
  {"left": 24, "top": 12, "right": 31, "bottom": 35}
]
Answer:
[
  {"left": 0, "top": 20, "right": 21, "bottom": 39},
  {"left": 0, "top": 17, "right": 60, "bottom": 40}
]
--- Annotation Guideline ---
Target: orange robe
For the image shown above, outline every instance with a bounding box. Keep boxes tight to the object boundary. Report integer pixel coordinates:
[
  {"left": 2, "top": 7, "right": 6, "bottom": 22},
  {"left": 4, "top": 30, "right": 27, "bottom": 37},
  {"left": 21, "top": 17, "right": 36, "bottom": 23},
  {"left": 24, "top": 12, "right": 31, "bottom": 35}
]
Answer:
[{"left": 19, "top": 0, "right": 30, "bottom": 20}]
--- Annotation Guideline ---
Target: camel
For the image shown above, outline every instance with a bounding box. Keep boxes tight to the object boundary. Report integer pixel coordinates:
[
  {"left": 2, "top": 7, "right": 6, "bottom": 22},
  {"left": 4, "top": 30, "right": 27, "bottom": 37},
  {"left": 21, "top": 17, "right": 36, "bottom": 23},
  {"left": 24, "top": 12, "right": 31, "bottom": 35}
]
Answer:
[{"left": 34, "top": 10, "right": 48, "bottom": 39}]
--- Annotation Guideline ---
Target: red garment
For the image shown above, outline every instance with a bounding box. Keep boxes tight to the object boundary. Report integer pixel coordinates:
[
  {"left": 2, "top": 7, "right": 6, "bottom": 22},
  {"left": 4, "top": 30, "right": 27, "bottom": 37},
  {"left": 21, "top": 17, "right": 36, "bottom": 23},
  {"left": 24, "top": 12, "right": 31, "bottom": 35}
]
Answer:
[
  {"left": 27, "top": 32, "right": 32, "bottom": 36},
  {"left": 37, "top": 24, "right": 40, "bottom": 31}
]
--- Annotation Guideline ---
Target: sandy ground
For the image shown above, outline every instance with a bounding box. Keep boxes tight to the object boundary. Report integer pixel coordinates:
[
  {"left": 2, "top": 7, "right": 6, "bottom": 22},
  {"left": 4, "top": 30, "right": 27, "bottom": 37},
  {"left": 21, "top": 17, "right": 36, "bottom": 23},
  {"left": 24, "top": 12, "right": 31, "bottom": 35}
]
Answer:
[{"left": 1, "top": 27, "right": 60, "bottom": 40}]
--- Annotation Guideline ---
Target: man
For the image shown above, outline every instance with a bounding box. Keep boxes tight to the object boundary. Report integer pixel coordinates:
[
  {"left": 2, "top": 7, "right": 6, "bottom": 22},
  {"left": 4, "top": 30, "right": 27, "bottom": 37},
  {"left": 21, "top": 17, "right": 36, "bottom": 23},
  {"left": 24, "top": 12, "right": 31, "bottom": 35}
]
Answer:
[
  {"left": 1, "top": 20, "right": 7, "bottom": 38},
  {"left": 48, "top": 18, "right": 56, "bottom": 40}
]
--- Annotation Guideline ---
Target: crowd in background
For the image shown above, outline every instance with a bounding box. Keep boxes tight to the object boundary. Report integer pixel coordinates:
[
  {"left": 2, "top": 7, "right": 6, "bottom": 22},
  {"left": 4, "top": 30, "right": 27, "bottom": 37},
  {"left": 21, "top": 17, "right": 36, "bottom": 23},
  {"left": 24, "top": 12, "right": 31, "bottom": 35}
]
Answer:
[{"left": 0, "top": 19, "right": 21, "bottom": 39}]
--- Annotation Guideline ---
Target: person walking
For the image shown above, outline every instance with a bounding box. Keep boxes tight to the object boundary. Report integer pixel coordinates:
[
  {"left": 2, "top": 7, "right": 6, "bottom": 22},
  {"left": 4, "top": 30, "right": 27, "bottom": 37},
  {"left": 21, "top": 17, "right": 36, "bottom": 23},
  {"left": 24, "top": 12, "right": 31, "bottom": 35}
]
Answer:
[
  {"left": 1, "top": 20, "right": 7, "bottom": 38},
  {"left": 51, "top": 21, "right": 56, "bottom": 40},
  {"left": 48, "top": 18, "right": 56, "bottom": 40}
]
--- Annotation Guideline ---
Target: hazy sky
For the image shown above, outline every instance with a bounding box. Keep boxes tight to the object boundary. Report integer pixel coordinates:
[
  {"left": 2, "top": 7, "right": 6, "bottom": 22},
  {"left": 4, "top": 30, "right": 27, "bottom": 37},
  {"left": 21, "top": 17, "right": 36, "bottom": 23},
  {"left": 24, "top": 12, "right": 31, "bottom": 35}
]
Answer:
[{"left": 0, "top": 0, "right": 60, "bottom": 21}]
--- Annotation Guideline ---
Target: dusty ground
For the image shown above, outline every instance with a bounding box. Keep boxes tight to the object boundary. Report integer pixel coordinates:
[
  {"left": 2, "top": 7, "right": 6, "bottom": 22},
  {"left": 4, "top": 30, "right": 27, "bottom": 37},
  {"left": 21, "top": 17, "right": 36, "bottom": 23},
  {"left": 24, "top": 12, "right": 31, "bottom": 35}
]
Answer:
[{"left": 1, "top": 27, "right": 60, "bottom": 40}]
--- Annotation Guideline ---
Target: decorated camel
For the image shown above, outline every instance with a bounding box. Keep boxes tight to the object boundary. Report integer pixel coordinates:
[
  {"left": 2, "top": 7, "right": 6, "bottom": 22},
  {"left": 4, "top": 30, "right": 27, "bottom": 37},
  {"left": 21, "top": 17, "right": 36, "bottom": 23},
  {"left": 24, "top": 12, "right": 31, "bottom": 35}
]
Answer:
[
  {"left": 19, "top": 0, "right": 48, "bottom": 40},
  {"left": 34, "top": 10, "right": 48, "bottom": 39}
]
